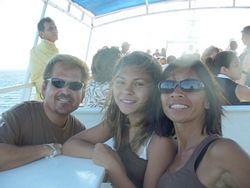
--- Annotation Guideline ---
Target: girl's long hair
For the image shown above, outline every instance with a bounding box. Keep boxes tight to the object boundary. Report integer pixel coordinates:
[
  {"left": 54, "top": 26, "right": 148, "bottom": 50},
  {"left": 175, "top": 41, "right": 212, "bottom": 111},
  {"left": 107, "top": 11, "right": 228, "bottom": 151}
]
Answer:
[{"left": 105, "top": 51, "right": 174, "bottom": 152}]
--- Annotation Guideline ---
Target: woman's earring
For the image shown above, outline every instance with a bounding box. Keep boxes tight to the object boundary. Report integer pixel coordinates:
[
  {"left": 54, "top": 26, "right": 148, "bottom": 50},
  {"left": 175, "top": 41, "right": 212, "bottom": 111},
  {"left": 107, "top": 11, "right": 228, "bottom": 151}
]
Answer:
[{"left": 205, "top": 102, "right": 210, "bottom": 109}]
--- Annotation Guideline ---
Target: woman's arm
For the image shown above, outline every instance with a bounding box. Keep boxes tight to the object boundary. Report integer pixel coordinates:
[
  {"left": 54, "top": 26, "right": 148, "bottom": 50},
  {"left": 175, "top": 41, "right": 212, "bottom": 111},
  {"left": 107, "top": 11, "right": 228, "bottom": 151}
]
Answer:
[
  {"left": 143, "top": 134, "right": 177, "bottom": 188},
  {"left": 215, "top": 139, "right": 250, "bottom": 188},
  {"left": 199, "top": 138, "right": 250, "bottom": 188},
  {"left": 62, "top": 121, "right": 112, "bottom": 158},
  {"left": 236, "top": 84, "right": 250, "bottom": 101}
]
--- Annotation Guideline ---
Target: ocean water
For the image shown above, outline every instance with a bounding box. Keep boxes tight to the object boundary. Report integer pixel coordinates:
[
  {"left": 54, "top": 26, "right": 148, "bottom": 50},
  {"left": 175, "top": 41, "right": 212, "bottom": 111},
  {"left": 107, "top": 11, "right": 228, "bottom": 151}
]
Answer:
[{"left": 0, "top": 70, "right": 30, "bottom": 114}]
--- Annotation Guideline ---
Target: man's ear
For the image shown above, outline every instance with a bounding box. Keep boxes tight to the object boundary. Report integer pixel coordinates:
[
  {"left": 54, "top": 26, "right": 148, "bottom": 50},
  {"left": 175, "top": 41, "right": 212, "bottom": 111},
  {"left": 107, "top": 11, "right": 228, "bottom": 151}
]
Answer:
[
  {"left": 39, "top": 31, "right": 45, "bottom": 39},
  {"left": 220, "top": 66, "right": 228, "bottom": 74},
  {"left": 81, "top": 89, "right": 85, "bottom": 102},
  {"left": 41, "top": 81, "right": 47, "bottom": 99}
]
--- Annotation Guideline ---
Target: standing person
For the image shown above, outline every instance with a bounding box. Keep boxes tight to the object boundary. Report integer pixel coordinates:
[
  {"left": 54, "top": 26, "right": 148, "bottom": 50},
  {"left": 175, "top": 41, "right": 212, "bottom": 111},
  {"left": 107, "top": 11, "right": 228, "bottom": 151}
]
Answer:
[
  {"left": 30, "top": 17, "right": 59, "bottom": 100},
  {"left": 0, "top": 54, "right": 89, "bottom": 171},
  {"left": 153, "top": 49, "right": 161, "bottom": 59},
  {"left": 226, "top": 39, "right": 238, "bottom": 55},
  {"left": 160, "top": 48, "right": 167, "bottom": 57},
  {"left": 239, "top": 26, "right": 250, "bottom": 86},
  {"left": 157, "top": 56, "right": 250, "bottom": 188},
  {"left": 121, "top": 41, "right": 131, "bottom": 56},
  {"left": 83, "top": 46, "right": 121, "bottom": 108},
  {"left": 63, "top": 51, "right": 176, "bottom": 188}
]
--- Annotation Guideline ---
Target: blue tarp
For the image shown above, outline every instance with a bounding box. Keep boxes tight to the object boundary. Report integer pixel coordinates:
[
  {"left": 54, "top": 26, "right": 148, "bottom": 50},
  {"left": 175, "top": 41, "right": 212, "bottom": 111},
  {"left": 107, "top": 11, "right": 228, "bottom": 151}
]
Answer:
[{"left": 72, "top": 0, "right": 168, "bottom": 16}]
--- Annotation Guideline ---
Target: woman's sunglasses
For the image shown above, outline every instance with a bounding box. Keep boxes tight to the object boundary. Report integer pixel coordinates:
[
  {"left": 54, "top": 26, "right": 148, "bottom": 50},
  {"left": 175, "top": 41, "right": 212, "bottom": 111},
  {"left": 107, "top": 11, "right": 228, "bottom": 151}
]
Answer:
[
  {"left": 158, "top": 79, "right": 205, "bottom": 93},
  {"left": 46, "top": 77, "right": 84, "bottom": 91}
]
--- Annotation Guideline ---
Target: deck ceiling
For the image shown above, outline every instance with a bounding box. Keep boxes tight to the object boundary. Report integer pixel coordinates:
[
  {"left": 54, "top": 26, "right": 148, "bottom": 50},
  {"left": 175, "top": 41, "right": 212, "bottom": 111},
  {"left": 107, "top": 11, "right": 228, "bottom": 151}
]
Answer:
[
  {"left": 72, "top": 0, "right": 176, "bottom": 17},
  {"left": 50, "top": 0, "right": 249, "bottom": 28}
]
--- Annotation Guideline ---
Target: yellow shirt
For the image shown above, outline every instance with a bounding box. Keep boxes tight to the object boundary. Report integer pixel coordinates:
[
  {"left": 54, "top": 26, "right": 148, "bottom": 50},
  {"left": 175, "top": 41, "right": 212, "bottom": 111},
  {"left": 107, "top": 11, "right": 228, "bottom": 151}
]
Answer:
[{"left": 29, "top": 39, "right": 59, "bottom": 100}]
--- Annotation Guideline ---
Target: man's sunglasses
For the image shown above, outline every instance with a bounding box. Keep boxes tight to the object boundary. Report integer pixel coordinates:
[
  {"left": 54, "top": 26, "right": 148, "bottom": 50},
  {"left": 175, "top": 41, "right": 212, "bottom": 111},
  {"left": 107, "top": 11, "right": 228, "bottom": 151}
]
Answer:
[
  {"left": 158, "top": 79, "right": 205, "bottom": 93},
  {"left": 46, "top": 77, "right": 84, "bottom": 91}
]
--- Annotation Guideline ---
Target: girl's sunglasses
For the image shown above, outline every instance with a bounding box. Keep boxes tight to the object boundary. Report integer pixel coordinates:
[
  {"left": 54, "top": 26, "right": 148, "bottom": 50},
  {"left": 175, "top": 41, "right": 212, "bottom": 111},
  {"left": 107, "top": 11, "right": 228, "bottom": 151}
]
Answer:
[
  {"left": 46, "top": 77, "right": 84, "bottom": 91},
  {"left": 158, "top": 79, "right": 205, "bottom": 93}
]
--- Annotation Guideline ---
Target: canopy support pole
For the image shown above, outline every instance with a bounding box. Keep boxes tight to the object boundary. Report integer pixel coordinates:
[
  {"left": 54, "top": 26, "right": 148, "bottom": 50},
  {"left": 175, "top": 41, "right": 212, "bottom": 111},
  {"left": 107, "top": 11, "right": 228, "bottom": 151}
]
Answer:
[{"left": 84, "top": 18, "right": 94, "bottom": 63}]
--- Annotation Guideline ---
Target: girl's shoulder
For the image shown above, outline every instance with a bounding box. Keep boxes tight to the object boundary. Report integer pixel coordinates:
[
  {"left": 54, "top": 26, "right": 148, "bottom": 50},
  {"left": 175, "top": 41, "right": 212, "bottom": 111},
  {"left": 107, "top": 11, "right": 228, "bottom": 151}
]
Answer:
[{"left": 149, "top": 133, "right": 177, "bottom": 152}]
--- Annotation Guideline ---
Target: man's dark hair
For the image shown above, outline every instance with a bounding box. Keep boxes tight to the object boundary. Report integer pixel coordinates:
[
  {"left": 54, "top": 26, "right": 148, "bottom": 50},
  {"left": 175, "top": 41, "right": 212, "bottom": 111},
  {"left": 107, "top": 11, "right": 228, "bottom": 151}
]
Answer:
[
  {"left": 43, "top": 54, "right": 89, "bottom": 83},
  {"left": 242, "top": 25, "right": 250, "bottom": 35},
  {"left": 37, "top": 17, "right": 54, "bottom": 32}
]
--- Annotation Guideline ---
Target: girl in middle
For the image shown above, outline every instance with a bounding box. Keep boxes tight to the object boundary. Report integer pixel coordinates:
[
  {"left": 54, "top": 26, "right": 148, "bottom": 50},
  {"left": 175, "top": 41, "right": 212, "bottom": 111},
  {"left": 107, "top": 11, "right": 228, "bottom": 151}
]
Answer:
[{"left": 63, "top": 51, "right": 176, "bottom": 188}]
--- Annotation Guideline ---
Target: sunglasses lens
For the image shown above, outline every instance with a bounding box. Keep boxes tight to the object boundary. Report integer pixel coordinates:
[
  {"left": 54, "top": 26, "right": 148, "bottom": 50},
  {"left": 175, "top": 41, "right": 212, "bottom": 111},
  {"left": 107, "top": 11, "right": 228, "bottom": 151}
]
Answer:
[
  {"left": 159, "top": 79, "right": 205, "bottom": 93},
  {"left": 159, "top": 80, "right": 175, "bottom": 93},
  {"left": 69, "top": 82, "right": 83, "bottom": 91},
  {"left": 51, "top": 78, "right": 66, "bottom": 88},
  {"left": 48, "top": 78, "right": 83, "bottom": 91},
  {"left": 180, "top": 79, "right": 204, "bottom": 92}
]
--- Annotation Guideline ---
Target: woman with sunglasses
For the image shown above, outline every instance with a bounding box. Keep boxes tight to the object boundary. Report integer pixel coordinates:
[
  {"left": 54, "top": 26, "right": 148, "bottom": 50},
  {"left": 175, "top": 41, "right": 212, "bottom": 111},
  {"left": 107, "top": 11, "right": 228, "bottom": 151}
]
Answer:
[
  {"left": 157, "top": 55, "right": 250, "bottom": 188},
  {"left": 63, "top": 51, "right": 176, "bottom": 188}
]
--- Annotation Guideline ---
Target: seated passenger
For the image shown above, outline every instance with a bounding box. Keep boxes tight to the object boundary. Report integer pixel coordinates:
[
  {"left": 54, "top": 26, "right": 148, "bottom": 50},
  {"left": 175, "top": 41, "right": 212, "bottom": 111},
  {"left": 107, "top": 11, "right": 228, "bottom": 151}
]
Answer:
[
  {"left": 0, "top": 54, "right": 89, "bottom": 171},
  {"left": 207, "top": 51, "right": 250, "bottom": 104},
  {"left": 157, "top": 55, "right": 250, "bottom": 188},
  {"left": 83, "top": 46, "right": 121, "bottom": 108},
  {"left": 201, "top": 45, "right": 220, "bottom": 64},
  {"left": 166, "top": 55, "right": 176, "bottom": 64},
  {"left": 158, "top": 56, "right": 168, "bottom": 70},
  {"left": 63, "top": 51, "right": 176, "bottom": 188}
]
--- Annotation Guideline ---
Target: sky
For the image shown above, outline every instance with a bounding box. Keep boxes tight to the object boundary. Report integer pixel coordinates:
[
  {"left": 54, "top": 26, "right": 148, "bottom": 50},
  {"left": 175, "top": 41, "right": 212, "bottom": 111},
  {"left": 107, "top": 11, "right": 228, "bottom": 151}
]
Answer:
[{"left": 0, "top": 0, "right": 250, "bottom": 70}]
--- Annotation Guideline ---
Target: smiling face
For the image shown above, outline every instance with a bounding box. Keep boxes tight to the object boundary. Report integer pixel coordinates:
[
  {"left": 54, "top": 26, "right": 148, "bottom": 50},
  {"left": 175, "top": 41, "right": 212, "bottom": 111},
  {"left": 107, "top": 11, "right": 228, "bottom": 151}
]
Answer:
[
  {"left": 42, "top": 63, "right": 84, "bottom": 117},
  {"left": 160, "top": 68, "right": 208, "bottom": 125},
  {"left": 112, "top": 65, "right": 153, "bottom": 117}
]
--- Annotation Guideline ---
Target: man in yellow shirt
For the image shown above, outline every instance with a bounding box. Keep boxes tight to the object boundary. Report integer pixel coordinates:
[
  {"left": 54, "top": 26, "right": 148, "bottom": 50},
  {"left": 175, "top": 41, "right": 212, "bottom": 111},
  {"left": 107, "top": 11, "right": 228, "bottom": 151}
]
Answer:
[{"left": 30, "top": 17, "right": 59, "bottom": 100}]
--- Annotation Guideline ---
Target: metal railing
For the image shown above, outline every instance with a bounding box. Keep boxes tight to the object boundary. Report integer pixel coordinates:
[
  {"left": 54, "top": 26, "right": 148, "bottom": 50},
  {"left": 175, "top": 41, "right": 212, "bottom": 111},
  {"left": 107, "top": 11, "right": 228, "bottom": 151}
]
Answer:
[{"left": 0, "top": 83, "right": 34, "bottom": 102}]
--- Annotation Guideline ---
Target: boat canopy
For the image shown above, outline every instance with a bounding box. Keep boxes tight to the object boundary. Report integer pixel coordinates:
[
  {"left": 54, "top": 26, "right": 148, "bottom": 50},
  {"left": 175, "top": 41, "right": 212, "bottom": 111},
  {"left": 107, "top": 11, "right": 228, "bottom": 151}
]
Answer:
[
  {"left": 44, "top": 0, "right": 249, "bottom": 61},
  {"left": 47, "top": 0, "right": 249, "bottom": 28},
  {"left": 72, "top": 0, "right": 171, "bottom": 17}
]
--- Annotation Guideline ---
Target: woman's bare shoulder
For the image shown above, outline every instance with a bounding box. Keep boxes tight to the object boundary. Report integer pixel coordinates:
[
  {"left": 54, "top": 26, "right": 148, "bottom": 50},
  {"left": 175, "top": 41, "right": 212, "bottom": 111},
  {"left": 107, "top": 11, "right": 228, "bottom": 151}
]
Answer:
[{"left": 207, "top": 138, "right": 249, "bottom": 166}]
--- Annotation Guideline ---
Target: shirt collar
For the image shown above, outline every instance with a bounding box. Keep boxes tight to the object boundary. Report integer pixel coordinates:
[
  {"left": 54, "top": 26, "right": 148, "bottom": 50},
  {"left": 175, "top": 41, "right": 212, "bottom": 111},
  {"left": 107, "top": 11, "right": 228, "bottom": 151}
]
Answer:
[{"left": 217, "top": 73, "right": 232, "bottom": 80}]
